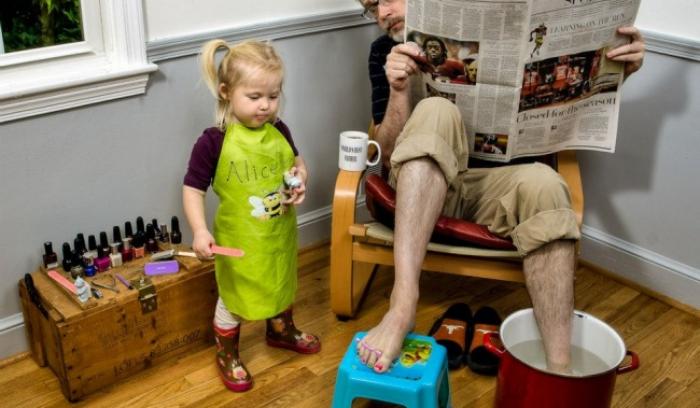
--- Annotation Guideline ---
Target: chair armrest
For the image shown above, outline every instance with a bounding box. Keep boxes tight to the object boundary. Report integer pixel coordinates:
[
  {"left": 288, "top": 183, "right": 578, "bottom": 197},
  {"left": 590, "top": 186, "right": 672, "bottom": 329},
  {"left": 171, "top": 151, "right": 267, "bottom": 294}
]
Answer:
[
  {"left": 330, "top": 169, "right": 366, "bottom": 317},
  {"left": 556, "top": 150, "right": 584, "bottom": 227}
]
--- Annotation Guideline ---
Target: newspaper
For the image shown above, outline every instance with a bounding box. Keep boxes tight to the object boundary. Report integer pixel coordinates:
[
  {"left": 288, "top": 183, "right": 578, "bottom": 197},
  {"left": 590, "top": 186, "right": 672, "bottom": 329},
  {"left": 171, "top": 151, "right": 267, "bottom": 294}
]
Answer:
[{"left": 405, "top": 0, "right": 641, "bottom": 162}]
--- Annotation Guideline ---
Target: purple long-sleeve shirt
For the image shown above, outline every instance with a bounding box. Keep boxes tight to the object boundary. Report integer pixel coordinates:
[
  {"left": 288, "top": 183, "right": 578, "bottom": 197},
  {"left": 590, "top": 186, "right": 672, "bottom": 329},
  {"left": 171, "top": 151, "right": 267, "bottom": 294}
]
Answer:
[{"left": 183, "top": 120, "right": 298, "bottom": 191}]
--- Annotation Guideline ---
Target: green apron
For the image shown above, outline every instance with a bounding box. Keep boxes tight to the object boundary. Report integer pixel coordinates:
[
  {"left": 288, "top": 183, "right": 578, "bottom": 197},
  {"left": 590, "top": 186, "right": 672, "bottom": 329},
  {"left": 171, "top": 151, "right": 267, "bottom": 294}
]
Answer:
[{"left": 212, "top": 122, "right": 297, "bottom": 320}]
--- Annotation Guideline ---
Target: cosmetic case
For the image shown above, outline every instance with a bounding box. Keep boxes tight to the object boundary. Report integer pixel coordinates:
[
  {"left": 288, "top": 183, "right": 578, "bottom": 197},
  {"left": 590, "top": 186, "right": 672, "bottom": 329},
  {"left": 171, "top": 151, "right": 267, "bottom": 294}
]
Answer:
[{"left": 18, "top": 245, "right": 217, "bottom": 402}]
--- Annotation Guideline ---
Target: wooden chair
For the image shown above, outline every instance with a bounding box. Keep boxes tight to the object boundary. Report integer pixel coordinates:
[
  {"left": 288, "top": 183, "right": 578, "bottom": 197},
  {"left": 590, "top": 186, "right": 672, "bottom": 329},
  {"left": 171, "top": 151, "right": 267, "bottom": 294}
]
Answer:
[{"left": 329, "top": 144, "right": 584, "bottom": 319}]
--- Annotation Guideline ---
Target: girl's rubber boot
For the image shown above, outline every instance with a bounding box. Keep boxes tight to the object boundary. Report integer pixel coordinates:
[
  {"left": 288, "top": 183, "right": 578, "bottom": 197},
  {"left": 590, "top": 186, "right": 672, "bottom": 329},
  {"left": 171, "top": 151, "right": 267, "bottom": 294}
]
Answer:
[
  {"left": 213, "top": 323, "right": 253, "bottom": 392},
  {"left": 265, "top": 307, "right": 321, "bottom": 354}
]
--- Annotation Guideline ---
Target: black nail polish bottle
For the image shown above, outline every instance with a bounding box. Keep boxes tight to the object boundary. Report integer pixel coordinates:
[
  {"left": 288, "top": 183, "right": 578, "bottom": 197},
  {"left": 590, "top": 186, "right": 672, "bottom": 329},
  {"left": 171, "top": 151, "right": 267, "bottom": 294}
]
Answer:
[
  {"left": 61, "top": 242, "right": 73, "bottom": 272},
  {"left": 170, "top": 216, "right": 182, "bottom": 244},
  {"left": 124, "top": 221, "right": 134, "bottom": 239},
  {"left": 113, "top": 226, "right": 123, "bottom": 252},
  {"left": 136, "top": 217, "right": 145, "bottom": 234},
  {"left": 43, "top": 242, "right": 58, "bottom": 269}
]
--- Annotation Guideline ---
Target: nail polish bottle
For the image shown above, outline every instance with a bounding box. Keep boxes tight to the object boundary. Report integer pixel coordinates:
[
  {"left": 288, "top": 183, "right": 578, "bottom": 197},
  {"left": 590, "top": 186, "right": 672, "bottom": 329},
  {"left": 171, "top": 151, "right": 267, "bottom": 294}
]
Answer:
[
  {"left": 86, "top": 234, "right": 98, "bottom": 259},
  {"left": 95, "top": 247, "right": 111, "bottom": 272},
  {"left": 112, "top": 226, "right": 124, "bottom": 252},
  {"left": 43, "top": 242, "right": 59, "bottom": 269},
  {"left": 76, "top": 234, "right": 87, "bottom": 256},
  {"left": 145, "top": 224, "right": 159, "bottom": 253},
  {"left": 74, "top": 237, "right": 86, "bottom": 265},
  {"left": 70, "top": 253, "right": 84, "bottom": 279},
  {"left": 99, "top": 231, "right": 110, "bottom": 254},
  {"left": 83, "top": 254, "right": 97, "bottom": 277},
  {"left": 124, "top": 221, "right": 134, "bottom": 239},
  {"left": 136, "top": 217, "right": 145, "bottom": 234},
  {"left": 121, "top": 237, "right": 134, "bottom": 262},
  {"left": 109, "top": 243, "right": 123, "bottom": 268},
  {"left": 159, "top": 224, "right": 170, "bottom": 244},
  {"left": 132, "top": 232, "right": 146, "bottom": 259},
  {"left": 170, "top": 216, "right": 182, "bottom": 244},
  {"left": 61, "top": 242, "right": 73, "bottom": 272},
  {"left": 152, "top": 218, "right": 160, "bottom": 234}
]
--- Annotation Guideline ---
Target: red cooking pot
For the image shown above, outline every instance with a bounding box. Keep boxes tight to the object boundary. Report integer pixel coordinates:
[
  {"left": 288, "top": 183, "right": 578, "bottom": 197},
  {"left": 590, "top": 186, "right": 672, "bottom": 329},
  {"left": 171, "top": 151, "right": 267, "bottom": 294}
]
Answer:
[{"left": 484, "top": 308, "right": 639, "bottom": 408}]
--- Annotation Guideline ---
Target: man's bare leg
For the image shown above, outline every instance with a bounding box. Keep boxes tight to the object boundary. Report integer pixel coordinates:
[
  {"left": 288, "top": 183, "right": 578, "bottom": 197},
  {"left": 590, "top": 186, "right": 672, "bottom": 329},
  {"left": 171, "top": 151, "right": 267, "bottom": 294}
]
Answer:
[
  {"left": 522, "top": 239, "right": 575, "bottom": 373},
  {"left": 357, "top": 158, "right": 447, "bottom": 373}
]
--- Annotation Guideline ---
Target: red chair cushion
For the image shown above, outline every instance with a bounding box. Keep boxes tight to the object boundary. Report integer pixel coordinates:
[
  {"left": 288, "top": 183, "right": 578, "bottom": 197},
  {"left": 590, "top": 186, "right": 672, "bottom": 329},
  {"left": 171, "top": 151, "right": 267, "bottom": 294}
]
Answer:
[
  {"left": 363, "top": 155, "right": 558, "bottom": 250},
  {"left": 364, "top": 174, "right": 517, "bottom": 250}
]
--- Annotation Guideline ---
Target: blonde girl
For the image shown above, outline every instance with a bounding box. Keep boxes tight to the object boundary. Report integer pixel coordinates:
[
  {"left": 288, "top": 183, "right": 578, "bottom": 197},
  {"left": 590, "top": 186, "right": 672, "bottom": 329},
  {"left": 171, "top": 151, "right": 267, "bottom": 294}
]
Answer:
[{"left": 182, "top": 39, "right": 320, "bottom": 392}]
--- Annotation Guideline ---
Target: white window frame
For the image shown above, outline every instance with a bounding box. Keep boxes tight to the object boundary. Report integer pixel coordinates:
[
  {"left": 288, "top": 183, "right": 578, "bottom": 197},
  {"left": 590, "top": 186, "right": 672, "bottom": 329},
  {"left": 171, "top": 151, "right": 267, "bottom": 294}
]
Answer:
[{"left": 0, "top": 0, "right": 157, "bottom": 123}]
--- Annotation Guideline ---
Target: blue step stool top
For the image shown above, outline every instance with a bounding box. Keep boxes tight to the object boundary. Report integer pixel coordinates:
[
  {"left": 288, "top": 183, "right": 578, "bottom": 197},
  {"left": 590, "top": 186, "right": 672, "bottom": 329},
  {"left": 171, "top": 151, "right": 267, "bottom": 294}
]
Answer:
[{"left": 332, "top": 331, "right": 452, "bottom": 408}]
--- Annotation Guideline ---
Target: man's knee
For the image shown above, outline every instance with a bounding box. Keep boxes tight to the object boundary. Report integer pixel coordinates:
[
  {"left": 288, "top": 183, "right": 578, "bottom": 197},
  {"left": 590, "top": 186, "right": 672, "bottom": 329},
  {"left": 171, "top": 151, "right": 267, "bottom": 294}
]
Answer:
[
  {"left": 413, "top": 96, "right": 461, "bottom": 122},
  {"left": 517, "top": 163, "right": 572, "bottom": 210}
]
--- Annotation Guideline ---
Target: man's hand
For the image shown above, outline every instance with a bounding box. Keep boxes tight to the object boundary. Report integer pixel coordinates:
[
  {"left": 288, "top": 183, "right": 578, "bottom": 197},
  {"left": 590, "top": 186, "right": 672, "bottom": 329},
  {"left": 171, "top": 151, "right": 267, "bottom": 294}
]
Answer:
[
  {"left": 606, "top": 26, "right": 645, "bottom": 78},
  {"left": 385, "top": 42, "right": 425, "bottom": 91}
]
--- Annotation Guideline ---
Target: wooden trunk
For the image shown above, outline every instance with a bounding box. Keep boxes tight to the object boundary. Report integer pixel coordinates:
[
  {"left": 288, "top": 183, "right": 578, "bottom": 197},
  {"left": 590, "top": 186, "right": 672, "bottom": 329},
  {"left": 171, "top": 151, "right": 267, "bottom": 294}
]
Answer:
[{"left": 18, "top": 247, "right": 218, "bottom": 401}]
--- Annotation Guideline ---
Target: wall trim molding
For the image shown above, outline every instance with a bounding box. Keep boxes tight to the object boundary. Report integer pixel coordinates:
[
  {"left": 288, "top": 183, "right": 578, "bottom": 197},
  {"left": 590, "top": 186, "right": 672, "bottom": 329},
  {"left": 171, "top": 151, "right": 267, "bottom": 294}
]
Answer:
[
  {"left": 147, "top": 9, "right": 372, "bottom": 62},
  {"left": 0, "top": 313, "right": 23, "bottom": 335},
  {"left": 581, "top": 225, "right": 700, "bottom": 310},
  {"left": 641, "top": 29, "right": 700, "bottom": 62}
]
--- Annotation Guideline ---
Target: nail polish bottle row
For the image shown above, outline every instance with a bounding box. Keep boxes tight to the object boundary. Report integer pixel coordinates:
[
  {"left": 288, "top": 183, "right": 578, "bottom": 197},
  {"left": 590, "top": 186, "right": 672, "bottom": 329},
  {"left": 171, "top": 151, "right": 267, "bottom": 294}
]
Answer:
[{"left": 42, "top": 215, "right": 184, "bottom": 275}]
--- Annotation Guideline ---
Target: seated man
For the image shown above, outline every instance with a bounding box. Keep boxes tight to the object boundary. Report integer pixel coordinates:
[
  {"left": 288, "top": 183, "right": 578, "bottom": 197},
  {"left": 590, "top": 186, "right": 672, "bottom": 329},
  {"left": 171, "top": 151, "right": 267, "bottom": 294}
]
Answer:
[{"left": 355, "top": 0, "right": 645, "bottom": 374}]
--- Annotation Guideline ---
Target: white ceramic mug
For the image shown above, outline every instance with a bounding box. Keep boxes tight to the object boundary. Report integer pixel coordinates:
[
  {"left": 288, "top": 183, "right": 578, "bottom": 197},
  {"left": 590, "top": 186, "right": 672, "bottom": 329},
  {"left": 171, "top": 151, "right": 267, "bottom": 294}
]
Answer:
[{"left": 338, "top": 131, "right": 381, "bottom": 171}]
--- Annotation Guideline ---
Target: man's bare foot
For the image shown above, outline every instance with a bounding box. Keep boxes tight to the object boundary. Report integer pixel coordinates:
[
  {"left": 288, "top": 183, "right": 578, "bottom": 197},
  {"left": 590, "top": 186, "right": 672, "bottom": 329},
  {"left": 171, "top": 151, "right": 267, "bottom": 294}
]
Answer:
[{"left": 356, "top": 303, "right": 416, "bottom": 373}]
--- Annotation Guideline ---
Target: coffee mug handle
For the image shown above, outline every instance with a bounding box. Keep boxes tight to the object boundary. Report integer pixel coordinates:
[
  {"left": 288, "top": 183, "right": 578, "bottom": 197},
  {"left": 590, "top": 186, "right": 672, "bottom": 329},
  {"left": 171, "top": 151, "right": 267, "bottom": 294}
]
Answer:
[
  {"left": 483, "top": 332, "right": 506, "bottom": 358},
  {"left": 366, "top": 140, "right": 381, "bottom": 167}
]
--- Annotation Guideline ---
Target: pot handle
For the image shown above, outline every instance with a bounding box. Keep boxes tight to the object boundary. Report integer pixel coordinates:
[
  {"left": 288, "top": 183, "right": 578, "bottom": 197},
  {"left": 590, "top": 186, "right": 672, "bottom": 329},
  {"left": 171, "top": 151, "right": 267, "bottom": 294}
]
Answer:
[
  {"left": 616, "top": 350, "right": 639, "bottom": 374},
  {"left": 483, "top": 332, "right": 505, "bottom": 358}
]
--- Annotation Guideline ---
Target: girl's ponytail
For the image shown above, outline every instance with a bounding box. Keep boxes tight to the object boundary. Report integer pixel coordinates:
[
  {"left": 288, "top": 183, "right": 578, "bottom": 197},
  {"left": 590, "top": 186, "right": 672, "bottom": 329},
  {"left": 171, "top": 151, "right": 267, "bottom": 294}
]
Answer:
[{"left": 200, "top": 40, "right": 231, "bottom": 128}]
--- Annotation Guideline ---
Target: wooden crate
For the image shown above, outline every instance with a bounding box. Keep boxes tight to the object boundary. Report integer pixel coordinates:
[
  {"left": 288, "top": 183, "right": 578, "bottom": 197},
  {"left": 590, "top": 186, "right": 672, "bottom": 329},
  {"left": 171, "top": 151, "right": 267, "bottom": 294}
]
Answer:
[{"left": 18, "top": 247, "right": 217, "bottom": 401}]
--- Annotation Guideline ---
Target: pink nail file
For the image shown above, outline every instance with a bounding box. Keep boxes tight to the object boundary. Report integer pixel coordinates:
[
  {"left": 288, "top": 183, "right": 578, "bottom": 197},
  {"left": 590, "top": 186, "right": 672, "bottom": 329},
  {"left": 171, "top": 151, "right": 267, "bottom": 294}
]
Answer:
[
  {"left": 47, "top": 270, "right": 77, "bottom": 294},
  {"left": 210, "top": 244, "right": 245, "bottom": 257},
  {"left": 144, "top": 260, "right": 180, "bottom": 275}
]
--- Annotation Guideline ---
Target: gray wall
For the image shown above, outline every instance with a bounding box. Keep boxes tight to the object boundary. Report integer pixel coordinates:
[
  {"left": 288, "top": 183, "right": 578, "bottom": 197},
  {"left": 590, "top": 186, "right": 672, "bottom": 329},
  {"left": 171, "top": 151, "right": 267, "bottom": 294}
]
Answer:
[
  {"left": 0, "top": 25, "right": 376, "bottom": 358},
  {"left": 579, "top": 49, "right": 700, "bottom": 308},
  {"left": 582, "top": 51, "right": 700, "bottom": 267}
]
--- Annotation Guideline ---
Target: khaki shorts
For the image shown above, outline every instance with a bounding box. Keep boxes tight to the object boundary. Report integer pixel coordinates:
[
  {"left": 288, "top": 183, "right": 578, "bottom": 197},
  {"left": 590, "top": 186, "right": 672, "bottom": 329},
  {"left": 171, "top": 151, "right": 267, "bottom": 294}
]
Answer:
[{"left": 388, "top": 97, "right": 580, "bottom": 256}]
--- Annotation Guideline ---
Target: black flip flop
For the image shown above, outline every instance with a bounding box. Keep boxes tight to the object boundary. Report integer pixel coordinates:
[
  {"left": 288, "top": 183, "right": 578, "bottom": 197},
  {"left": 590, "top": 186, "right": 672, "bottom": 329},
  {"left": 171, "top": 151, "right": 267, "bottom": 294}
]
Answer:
[
  {"left": 465, "top": 306, "right": 502, "bottom": 376},
  {"left": 428, "top": 303, "right": 473, "bottom": 369}
]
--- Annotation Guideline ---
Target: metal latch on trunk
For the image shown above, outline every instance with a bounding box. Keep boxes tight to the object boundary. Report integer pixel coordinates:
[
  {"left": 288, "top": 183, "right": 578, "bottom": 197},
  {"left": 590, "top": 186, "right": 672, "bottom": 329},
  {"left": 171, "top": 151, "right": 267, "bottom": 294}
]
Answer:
[{"left": 132, "top": 276, "right": 157, "bottom": 313}]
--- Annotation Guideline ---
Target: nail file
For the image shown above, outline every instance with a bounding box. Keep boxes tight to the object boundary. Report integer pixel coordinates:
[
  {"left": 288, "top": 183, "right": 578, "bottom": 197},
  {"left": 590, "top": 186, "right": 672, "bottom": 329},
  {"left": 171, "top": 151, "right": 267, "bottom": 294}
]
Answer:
[
  {"left": 175, "top": 250, "right": 197, "bottom": 258},
  {"left": 144, "top": 260, "right": 180, "bottom": 275},
  {"left": 210, "top": 244, "right": 244, "bottom": 257},
  {"left": 47, "top": 270, "right": 77, "bottom": 294}
]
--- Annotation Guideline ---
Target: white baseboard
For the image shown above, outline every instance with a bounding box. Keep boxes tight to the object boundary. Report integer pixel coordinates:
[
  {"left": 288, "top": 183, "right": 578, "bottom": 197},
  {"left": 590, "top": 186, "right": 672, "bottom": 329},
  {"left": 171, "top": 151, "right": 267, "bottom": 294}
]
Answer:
[
  {"left": 581, "top": 225, "right": 700, "bottom": 310},
  {"left": 0, "top": 314, "right": 27, "bottom": 361}
]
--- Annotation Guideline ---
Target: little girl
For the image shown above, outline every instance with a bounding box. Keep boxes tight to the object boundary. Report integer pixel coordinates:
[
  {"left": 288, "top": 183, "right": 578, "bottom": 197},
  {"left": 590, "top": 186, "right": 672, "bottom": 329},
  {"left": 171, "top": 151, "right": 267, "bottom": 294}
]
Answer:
[{"left": 183, "top": 39, "right": 320, "bottom": 392}]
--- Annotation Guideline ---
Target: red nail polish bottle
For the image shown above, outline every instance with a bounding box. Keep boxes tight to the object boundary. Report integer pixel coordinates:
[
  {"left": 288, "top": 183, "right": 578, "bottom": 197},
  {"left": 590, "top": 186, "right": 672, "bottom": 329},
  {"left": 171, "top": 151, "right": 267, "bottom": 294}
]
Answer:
[
  {"left": 132, "top": 232, "right": 145, "bottom": 258},
  {"left": 121, "top": 237, "right": 134, "bottom": 262}
]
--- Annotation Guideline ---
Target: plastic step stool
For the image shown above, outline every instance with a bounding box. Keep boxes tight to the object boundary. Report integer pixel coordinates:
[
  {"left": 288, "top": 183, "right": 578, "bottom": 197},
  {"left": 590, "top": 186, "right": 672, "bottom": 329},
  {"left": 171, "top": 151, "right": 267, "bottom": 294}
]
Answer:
[{"left": 332, "top": 331, "right": 451, "bottom": 408}]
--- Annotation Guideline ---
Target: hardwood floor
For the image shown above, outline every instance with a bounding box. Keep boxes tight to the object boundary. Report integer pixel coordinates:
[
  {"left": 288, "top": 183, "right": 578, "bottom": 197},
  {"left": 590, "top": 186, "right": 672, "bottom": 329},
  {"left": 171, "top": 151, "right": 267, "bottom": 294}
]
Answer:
[{"left": 2, "top": 244, "right": 699, "bottom": 407}]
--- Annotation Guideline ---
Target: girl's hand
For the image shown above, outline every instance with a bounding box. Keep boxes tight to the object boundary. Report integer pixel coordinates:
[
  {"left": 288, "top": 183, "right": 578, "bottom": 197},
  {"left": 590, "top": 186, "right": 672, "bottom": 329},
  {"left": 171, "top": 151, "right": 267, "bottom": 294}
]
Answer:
[
  {"left": 192, "top": 229, "right": 215, "bottom": 258},
  {"left": 283, "top": 166, "right": 307, "bottom": 206},
  {"left": 607, "top": 26, "right": 645, "bottom": 78}
]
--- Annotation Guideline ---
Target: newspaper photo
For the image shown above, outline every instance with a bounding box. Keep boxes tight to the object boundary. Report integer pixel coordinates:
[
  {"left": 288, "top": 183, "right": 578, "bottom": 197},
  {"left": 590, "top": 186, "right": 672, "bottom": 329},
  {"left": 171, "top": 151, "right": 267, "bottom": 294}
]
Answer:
[{"left": 405, "top": 0, "right": 641, "bottom": 162}]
